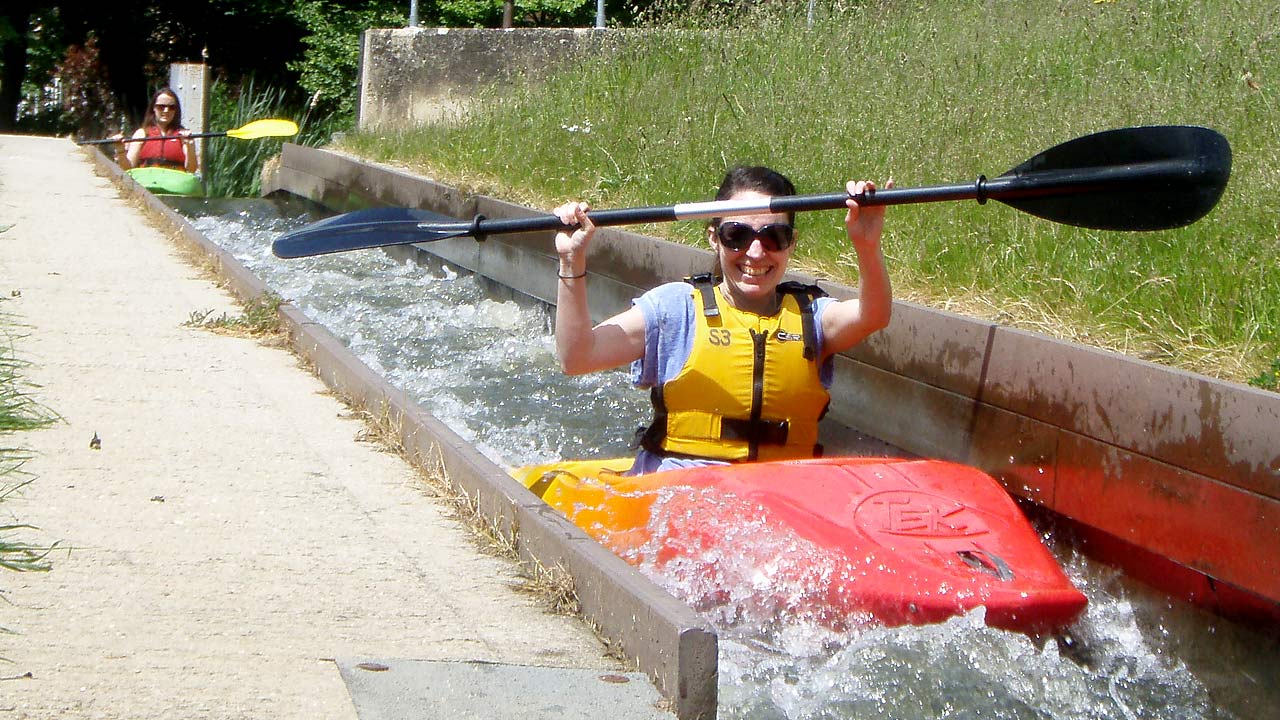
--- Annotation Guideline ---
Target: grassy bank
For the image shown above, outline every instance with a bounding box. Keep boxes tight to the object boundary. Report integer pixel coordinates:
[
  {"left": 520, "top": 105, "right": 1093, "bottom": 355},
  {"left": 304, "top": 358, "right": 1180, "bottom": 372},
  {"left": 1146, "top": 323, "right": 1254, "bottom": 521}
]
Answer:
[{"left": 338, "top": 0, "right": 1278, "bottom": 387}]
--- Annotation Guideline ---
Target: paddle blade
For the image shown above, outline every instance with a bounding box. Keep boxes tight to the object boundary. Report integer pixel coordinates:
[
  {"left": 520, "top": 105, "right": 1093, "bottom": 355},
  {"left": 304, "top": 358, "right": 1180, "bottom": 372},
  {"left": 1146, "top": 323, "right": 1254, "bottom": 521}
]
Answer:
[
  {"left": 226, "top": 119, "right": 299, "bottom": 140},
  {"left": 271, "top": 207, "right": 467, "bottom": 258},
  {"left": 994, "top": 125, "right": 1230, "bottom": 231}
]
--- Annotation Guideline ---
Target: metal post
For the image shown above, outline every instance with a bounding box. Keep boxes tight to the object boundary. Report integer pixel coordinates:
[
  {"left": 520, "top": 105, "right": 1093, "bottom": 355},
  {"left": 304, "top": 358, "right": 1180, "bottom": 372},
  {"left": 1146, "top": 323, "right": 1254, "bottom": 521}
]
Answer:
[
  {"left": 596, "top": 0, "right": 606, "bottom": 28},
  {"left": 409, "top": 0, "right": 418, "bottom": 27}
]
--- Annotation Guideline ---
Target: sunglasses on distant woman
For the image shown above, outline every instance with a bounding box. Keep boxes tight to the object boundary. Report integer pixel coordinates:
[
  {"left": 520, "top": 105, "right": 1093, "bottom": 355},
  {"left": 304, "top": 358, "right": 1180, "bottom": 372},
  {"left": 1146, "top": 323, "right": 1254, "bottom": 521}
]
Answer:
[{"left": 715, "top": 221, "right": 795, "bottom": 252}]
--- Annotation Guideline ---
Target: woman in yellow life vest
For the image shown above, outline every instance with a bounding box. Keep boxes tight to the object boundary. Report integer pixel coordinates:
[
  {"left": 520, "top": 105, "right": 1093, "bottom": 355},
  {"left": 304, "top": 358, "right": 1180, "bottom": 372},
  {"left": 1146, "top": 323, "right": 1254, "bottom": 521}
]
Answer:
[{"left": 553, "top": 166, "right": 892, "bottom": 475}]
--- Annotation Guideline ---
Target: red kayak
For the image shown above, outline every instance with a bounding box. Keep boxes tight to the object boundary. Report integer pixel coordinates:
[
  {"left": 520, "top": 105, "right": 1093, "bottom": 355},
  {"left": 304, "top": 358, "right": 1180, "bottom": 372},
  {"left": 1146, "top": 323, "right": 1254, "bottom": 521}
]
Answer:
[{"left": 516, "top": 456, "right": 1087, "bottom": 634}]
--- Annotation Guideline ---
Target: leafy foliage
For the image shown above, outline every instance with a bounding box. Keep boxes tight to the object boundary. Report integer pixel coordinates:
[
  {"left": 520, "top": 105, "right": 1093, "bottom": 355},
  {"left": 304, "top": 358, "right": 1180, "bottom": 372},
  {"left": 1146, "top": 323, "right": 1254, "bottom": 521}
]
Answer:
[
  {"left": 53, "top": 35, "right": 123, "bottom": 138},
  {"left": 288, "top": 0, "right": 407, "bottom": 120},
  {"left": 7, "top": 0, "right": 636, "bottom": 137},
  {"left": 1251, "top": 358, "right": 1280, "bottom": 392},
  {"left": 440, "top": 0, "right": 595, "bottom": 27},
  {"left": 285, "top": 1, "right": 594, "bottom": 121}
]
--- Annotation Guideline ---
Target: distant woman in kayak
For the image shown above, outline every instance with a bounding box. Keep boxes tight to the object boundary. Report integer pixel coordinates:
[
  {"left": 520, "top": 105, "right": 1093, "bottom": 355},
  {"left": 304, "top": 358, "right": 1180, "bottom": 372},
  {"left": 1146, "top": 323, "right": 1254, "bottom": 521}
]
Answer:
[
  {"left": 553, "top": 166, "right": 892, "bottom": 475},
  {"left": 114, "top": 88, "right": 199, "bottom": 173}
]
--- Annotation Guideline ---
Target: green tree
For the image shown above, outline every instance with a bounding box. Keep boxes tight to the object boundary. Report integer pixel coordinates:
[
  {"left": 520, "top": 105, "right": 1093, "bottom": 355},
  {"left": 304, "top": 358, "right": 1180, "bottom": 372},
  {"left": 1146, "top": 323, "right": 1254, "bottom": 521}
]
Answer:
[
  {"left": 288, "top": 0, "right": 408, "bottom": 121},
  {"left": 287, "top": 0, "right": 611, "bottom": 121},
  {"left": 1, "top": 1, "right": 310, "bottom": 131},
  {"left": 0, "top": 0, "right": 43, "bottom": 131},
  {"left": 54, "top": 34, "right": 123, "bottom": 138},
  {"left": 1, "top": 0, "right": 657, "bottom": 132},
  {"left": 440, "top": 0, "right": 595, "bottom": 27}
]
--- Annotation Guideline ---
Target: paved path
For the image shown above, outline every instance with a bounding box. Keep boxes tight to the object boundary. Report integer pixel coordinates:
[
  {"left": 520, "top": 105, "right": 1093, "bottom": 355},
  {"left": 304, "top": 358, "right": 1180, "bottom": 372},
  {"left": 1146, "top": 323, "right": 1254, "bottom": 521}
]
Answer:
[{"left": 0, "top": 135, "right": 613, "bottom": 719}]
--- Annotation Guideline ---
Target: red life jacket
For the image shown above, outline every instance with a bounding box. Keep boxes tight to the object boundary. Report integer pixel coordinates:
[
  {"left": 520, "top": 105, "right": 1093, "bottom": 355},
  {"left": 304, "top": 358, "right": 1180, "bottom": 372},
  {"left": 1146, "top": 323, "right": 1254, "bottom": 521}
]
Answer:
[{"left": 136, "top": 125, "right": 187, "bottom": 169}]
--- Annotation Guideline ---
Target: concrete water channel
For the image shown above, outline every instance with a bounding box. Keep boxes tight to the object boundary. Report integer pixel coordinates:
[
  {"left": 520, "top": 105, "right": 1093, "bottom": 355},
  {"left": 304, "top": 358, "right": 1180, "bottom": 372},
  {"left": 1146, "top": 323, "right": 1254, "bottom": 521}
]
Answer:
[{"left": 94, "top": 146, "right": 1279, "bottom": 719}]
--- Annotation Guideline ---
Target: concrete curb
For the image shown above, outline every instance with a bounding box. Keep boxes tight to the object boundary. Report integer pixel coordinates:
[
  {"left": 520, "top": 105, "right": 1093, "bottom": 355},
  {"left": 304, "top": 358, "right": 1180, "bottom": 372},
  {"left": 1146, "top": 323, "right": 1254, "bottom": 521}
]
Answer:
[{"left": 83, "top": 146, "right": 719, "bottom": 720}]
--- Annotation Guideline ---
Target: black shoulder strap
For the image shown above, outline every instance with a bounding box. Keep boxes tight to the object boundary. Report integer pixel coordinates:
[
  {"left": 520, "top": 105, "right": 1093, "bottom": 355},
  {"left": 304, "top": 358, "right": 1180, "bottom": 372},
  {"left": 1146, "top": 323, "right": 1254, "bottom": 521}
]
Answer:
[
  {"left": 639, "top": 385, "right": 668, "bottom": 452},
  {"left": 775, "top": 281, "right": 825, "bottom": 360},
  {"left": 684, "top": 273, "right": 720, "bottom": 318},
  {"left": 775, "top": 280, "right": 828, "bottom": 299}
]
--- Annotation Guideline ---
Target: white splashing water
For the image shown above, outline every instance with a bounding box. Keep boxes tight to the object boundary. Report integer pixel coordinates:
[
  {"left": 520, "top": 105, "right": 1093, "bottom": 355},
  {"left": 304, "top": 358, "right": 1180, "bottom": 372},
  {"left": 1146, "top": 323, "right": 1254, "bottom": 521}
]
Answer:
[{"left": 179, "top": 197, "right": 1272, "bottom": 720}]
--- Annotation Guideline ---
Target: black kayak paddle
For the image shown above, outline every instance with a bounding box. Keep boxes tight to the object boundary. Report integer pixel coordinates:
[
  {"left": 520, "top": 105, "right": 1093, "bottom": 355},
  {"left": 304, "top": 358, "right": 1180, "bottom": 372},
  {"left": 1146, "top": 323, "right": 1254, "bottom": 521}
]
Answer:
[{"left": 271, "top": 125, "right": 1231, "bottom": 260}]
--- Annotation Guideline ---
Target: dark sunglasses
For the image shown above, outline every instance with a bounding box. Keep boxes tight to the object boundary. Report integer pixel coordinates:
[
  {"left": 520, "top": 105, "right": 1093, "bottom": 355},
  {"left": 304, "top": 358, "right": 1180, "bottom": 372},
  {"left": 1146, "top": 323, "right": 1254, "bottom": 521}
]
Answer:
[
  {"left": 715, "top": 221, "right": 795, "bottom": 252},
  {"left": 154, "top": 103, "right": 177, "bottom": 110}
]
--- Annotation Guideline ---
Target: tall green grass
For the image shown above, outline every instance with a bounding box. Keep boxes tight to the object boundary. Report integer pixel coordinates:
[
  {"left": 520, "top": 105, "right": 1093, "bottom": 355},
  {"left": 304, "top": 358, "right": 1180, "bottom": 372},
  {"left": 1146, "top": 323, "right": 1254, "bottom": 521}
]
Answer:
[
  {"left": 0, "top": 319, "right": 57, "bottom": 579},
  {"left": 338, "top": 0, "right": 1278, "bottom": 385},
  {"left": 206, "top": 78, "right": 349, "bottom": 198}
]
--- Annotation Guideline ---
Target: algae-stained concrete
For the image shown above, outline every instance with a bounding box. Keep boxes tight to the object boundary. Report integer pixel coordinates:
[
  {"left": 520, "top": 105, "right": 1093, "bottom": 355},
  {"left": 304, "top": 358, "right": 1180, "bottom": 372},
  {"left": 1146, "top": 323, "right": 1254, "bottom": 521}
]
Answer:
[{"left": 0, "top": 134, "right": 622, "bottom": 718}]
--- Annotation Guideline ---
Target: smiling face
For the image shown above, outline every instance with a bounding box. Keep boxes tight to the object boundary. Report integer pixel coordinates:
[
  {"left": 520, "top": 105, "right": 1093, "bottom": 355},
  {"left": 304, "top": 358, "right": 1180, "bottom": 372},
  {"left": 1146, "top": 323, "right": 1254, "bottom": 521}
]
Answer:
[
  {"left": 151, "top": 90, "right": 181, "bottom": 130},
  {"left": 708, "top": 190, "right": 796, "bottom": 315}
]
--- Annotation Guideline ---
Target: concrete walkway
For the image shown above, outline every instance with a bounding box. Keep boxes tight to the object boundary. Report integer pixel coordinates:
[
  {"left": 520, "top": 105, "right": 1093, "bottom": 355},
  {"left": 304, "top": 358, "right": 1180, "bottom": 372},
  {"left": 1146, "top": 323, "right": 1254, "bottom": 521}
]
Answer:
[{"left": 0, "top": 135, "right": 614, "bottom": 718}]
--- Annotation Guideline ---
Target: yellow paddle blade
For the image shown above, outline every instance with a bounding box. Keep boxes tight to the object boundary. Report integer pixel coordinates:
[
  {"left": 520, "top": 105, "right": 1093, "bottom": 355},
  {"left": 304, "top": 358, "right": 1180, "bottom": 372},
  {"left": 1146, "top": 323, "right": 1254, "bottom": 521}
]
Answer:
[{"left": 225, "top": 119, "right": 299, "bottom": 140}]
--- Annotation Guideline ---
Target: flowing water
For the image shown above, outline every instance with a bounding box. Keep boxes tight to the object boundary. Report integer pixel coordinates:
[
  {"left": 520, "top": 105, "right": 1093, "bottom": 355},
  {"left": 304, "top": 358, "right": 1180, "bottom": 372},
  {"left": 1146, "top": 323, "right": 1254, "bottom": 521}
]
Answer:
[{"left": 175, "top": 197, "right": 1277, "bottom": 720}]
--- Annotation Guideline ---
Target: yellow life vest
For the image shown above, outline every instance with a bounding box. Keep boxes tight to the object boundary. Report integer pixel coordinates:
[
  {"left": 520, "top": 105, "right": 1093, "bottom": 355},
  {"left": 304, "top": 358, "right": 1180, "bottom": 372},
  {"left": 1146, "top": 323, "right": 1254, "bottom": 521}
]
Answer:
[{"left": 640, "top": 276, "right": 830, "bottom": 462}]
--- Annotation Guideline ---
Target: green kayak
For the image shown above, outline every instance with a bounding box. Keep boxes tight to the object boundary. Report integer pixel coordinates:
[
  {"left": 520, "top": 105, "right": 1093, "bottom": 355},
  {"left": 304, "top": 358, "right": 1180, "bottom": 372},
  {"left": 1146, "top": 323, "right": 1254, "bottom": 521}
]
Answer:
[{"left": 126, "top": 167, "right": 203, "bottom": 197}]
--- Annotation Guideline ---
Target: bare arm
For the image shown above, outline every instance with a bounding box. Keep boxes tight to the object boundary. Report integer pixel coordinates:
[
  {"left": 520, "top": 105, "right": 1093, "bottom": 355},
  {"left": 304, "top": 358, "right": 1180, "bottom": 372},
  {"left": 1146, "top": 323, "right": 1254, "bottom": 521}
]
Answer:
[
  {"left": 553, "top": 202, "right": 647, "bottom": 375},
  {"left": 124, "top": 129, "right": 146, "bottom": 168},
  {"left": 113, "top": 135, "right": 132, "bottom": 170},
  {"left": 180, "top": 132, "right": 199, "bottom": 173},
  {"left": 820, "top": 179, "right": 894, "bottom": 359}
]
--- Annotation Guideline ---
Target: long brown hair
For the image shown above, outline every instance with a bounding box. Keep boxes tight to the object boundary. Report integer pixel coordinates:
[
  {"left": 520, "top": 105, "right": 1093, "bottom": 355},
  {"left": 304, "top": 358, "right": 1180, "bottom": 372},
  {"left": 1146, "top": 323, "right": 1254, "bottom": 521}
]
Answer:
[{"left": 140, "top": 88, "right": 186, "bottom": 133}]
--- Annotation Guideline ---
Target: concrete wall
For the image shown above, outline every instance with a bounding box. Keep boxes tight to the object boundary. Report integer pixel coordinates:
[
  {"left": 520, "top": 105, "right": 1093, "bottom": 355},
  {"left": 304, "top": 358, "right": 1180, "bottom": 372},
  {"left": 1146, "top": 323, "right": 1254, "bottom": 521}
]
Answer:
[
  {"left": 265, "top": 144, "right": 1280, "bottom": 628},
  {"left": 357, "top": 28, "right": 622, "bottom": 128}
]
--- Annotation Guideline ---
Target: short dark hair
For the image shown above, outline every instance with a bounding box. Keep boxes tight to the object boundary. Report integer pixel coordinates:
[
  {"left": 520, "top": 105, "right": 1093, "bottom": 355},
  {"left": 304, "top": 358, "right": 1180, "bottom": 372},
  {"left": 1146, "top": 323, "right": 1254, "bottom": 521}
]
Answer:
[
  {"left": 707, "top": 166, "right": 798, "bottom": 277},
  {"left": 711, "top": 166, "right": 798, "bottom": 227}
]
